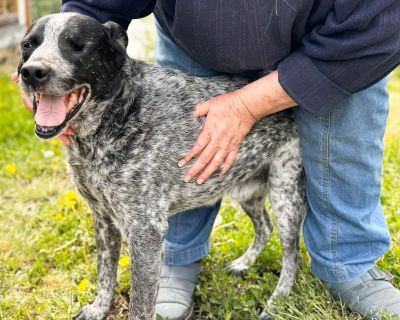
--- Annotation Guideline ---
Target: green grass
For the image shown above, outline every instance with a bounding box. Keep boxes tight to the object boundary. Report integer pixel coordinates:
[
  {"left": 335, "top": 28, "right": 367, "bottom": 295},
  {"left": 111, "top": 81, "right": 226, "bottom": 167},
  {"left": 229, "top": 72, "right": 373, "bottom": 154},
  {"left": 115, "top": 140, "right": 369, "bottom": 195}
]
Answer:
[{"left": 0, "top": 69, "right": 399, "bottom": 320}]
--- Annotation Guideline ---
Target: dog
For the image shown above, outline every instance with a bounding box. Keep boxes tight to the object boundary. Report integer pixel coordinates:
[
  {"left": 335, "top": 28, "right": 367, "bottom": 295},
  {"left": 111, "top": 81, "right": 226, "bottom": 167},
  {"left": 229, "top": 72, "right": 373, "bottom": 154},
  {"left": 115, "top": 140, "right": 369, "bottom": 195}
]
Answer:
[{"left": 18, "top": 12, "right": 307, "bottom": 320}]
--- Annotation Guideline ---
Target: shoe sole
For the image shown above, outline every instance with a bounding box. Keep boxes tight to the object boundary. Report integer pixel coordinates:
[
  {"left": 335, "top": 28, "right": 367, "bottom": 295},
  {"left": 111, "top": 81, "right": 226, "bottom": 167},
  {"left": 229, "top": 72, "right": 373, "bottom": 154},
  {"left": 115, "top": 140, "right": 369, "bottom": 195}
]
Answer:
[
  {"left": 184, "top": 302, "right": 194, "bottom": 320},
  {"left": 156, "top": 299, "right": 195, "bottom": 320}
]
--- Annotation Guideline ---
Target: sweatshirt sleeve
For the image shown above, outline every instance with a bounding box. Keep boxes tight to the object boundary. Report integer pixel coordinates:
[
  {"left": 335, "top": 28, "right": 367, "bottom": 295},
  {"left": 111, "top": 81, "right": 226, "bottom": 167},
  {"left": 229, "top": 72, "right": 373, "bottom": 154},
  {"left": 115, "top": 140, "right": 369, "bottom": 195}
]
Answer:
[
  {"left": 278, "top": 0, "right": 400, "bottom": 116},
  {"left": 61, "top": 0, "right": 156, "bottom": 30}
]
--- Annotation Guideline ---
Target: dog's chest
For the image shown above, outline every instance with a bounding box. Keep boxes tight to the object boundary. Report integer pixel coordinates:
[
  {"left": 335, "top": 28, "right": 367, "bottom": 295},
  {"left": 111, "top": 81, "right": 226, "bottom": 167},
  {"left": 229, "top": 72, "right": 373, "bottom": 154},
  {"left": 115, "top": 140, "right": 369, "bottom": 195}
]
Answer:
[{"left": 67, "top": 146, "right": 128, "bottom": 208}]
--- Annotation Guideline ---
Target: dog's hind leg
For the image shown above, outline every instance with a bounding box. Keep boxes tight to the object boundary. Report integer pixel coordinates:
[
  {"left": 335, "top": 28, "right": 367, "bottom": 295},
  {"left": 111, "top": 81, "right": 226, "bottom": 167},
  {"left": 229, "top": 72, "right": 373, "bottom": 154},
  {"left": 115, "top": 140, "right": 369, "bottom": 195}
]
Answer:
[
  {"left": 259, "top": 138, "right": 307, "bottom": 320},
  {"left": 226, "top": 188, "right": 273, "bottom": 276},
  {"left": 75, "top": 214, "right": 121, "bottom": 320}
]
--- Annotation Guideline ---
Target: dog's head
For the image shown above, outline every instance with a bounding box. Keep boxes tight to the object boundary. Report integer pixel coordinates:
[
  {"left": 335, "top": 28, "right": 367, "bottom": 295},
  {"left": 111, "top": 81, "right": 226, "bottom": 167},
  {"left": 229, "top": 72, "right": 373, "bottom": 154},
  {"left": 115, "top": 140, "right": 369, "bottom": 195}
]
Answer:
[{"left": 18, "top": 12, "right": 128, "bottom": 139}]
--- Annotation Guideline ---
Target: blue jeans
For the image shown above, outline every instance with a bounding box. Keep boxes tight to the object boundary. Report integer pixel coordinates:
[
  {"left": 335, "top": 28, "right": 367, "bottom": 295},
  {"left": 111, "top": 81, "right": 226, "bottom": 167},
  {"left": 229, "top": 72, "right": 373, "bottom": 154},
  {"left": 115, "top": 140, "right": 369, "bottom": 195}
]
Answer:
[{"left": 155, "top": 21, "right": 391, "bottom": 283}]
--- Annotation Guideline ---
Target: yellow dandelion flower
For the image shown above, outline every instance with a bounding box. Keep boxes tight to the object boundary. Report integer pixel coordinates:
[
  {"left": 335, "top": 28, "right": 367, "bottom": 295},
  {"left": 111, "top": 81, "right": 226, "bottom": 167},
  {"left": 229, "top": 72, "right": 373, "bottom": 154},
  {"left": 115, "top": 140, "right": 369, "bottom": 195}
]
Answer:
[
  {"left": 50, "top": 139, "right": 60, "bottom": 146},
  {"left": 77, "top": 279, "right": 90, "bottom": 292},
  {"left": 57, "top": 191, "right": 79, "bottom": 208},
  {"left": 54, "top": 213, "right": 63, "bottom": 221},
  {"left": 65, "top": 191, "right": 79, "bottom": 202},
  {"left": 119, "top": 256, "right": 130, "bottom": 267},
  {"left": 57, "top": 198, "right": 70, "bottom": 208},
  {"left": 4, "top": 164, "right": 17, "bottom": 175}
]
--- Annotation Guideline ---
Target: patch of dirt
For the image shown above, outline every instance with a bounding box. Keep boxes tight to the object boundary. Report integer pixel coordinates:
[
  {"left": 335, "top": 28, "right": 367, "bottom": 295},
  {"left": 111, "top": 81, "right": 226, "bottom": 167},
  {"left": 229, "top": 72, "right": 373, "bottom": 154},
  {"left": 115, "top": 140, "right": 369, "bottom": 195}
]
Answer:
[
  {"left": 0, "top": 44, "right": 20, "bottom": 75},
  {"left": 106, "top": 293, "right": 129, "bottom": 319}
]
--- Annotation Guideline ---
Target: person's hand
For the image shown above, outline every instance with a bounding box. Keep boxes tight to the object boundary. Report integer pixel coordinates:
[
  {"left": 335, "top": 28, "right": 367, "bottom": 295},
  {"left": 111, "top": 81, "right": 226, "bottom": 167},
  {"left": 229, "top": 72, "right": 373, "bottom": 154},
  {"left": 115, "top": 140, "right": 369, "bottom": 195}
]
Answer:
[
  {"left": 11, "top": 72, "right": 33, "bottom": 112},
  {"left": 11, "top": 72, "right": 77, "bottom": 144},
  {"left": 179, "top": 71, "right": 298, "bottom": 184},
  {"left": 179, "top": 91, "right": 257, "bottom": 184}
]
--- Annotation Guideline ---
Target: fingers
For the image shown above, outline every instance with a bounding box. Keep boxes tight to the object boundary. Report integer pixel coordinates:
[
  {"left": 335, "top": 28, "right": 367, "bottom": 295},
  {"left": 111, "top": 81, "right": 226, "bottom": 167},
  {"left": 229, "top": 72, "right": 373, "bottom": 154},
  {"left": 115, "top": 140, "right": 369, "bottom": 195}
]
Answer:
[
  {"left": 11, "top": 72, "right": 34, "bottom": 113},
  {"left": 58, "top": 127, "right": 77, "bottom": 145},
  {"left": 64, "top": 127, "right": 78, "bottom": 136},
  {"left": 197, "top": 149, "right": 229, "bottom": 184},
  {"left": 59, "top": 134, "right": 72, "bottom": 145},
  {"left": 219, "top": 150, "right": 237, "bottom": 176},
  {"left": 194, "top": 102, "right": 210, "bottom": 118},
  {"left": 183, "top": 133, "right": 233, "bottom": 183},
  {"left": 183, "top": 140, "right": 218, "bottom": 182},
  {"left": 179, "top": 131, "right": 211, "bottom": 168},
  {"left": 180, "top": 102, "right": 211, "bottom": 169},
  {"left": 21, "top": 91, "right": 33, "bottom": 112},
  {"left": 184, "top": 141, "right": 238, "bottom": 184},
  {"left": 11, "top": 72, "right": 19, "bottom": 82}
]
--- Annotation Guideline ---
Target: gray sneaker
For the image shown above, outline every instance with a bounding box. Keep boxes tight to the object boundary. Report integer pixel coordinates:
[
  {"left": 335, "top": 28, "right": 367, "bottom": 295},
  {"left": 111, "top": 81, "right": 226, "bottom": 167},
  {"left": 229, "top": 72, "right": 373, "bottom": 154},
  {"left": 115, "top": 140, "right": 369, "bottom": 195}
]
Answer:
[
  {"left": 322, "top": 266, "right": 400, "bottom": 319},
  {"left": 155, "top": 262, "right": 200, "bottom": 320}
]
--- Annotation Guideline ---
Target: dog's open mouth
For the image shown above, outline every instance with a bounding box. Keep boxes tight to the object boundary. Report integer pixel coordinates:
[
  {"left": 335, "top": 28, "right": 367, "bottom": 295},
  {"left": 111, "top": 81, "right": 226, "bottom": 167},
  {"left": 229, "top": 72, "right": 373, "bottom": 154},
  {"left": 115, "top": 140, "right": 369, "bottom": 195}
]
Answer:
[{"left": 33, "top": 86, "right": 89, "bottom": 139}]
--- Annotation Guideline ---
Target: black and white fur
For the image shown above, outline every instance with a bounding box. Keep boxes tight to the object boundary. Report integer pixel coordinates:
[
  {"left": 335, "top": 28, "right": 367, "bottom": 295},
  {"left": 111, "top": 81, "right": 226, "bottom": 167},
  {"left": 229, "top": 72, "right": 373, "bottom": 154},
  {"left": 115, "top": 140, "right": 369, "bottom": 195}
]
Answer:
[{"left": 18, "top": 13, "right": 307, "bottom": 320}]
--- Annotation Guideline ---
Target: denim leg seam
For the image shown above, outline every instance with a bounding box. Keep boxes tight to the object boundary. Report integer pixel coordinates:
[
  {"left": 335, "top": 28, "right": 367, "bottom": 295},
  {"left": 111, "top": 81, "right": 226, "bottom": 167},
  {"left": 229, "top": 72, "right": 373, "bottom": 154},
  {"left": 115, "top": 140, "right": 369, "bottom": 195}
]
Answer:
[
  {"left": 165, "top": 211, "right": 181, "bottom": 263},
  {"left": 321, "top": 115, "right": 334, "bottom": 264},
  {"left": 321, "top": 114, "right": 346, "bottom": 282}
]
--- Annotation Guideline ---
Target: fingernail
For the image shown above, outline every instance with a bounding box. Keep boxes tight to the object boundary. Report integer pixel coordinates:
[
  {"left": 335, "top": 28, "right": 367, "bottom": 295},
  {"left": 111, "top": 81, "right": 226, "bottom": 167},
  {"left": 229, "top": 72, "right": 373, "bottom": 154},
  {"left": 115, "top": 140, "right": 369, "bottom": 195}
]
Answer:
[
  {"left": 197, "top": 178, "right": 204, "bottom": 185},
  {"left": 184, "top": 175, "right": 191, "bottom": 183},
  {"left": 178, "top": 160, "right": 185, "bottom": 168}
]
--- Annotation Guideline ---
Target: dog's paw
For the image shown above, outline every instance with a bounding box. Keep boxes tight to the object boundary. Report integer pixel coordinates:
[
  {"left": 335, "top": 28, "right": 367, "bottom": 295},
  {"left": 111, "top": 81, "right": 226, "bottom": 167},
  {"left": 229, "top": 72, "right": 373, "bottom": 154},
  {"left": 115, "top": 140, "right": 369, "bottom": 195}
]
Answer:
[
  {"left": 74, "top": 303, "right": 110, "bottom": 320},
  {"left": 225, "top": 259, "right": 250, "bottom": 277}
]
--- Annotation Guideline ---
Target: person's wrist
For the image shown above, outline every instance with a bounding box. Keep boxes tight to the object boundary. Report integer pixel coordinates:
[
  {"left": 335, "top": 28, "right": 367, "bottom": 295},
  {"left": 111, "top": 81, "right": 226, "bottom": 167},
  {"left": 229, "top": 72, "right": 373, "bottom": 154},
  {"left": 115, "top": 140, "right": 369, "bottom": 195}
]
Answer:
[
  {"left": 232, "top": 90, "right": 259, "bottom": 128},
  {"left": 235, "top": 71, "right": 297, "bottom": 120}
]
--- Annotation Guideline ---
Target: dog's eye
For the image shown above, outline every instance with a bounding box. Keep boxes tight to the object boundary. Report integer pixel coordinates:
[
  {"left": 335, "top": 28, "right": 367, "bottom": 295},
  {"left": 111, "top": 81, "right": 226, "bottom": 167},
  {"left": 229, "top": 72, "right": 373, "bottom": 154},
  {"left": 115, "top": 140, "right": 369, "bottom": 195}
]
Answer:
[
  {"left": 22, "top": 36, "right": 39, "bottom": 49},
  {"left": 69, "top": 40, "right": 85, "bottom": 52},
  {"left": 22, "top": 41, "right": 33, "bottom": 49}
]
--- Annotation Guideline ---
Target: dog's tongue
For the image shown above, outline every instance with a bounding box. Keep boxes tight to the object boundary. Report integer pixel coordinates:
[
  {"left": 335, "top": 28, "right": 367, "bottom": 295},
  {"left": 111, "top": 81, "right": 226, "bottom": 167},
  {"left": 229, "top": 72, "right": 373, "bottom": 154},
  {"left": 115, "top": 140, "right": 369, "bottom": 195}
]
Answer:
[{"left": 34, "top": 94, "right": 67, "bottom": 127}]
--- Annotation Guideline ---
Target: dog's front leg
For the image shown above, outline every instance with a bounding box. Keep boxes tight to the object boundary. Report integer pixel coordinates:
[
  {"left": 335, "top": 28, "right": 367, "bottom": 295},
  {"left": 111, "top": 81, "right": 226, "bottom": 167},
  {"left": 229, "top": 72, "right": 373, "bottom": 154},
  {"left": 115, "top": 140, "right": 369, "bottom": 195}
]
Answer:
[
  {"left": 75, "top": 214, "right": 121, "bottom": 320},
  {"left": 128, "top": 214, "right": 168, "bottom": 320}
]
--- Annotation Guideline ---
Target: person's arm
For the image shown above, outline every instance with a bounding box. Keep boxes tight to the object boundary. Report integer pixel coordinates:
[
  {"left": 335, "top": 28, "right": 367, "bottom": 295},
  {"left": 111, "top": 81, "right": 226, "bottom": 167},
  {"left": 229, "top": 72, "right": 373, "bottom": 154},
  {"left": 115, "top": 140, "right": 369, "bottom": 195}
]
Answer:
[
  {"left": 278, "top": 0, "right": 400, "bottom": 116},
  {"left": 181, "top": 0, "right": 400, "bottom": 183},
  {"left": 61, "top": 0, "right": 156, "bottom": 29}
]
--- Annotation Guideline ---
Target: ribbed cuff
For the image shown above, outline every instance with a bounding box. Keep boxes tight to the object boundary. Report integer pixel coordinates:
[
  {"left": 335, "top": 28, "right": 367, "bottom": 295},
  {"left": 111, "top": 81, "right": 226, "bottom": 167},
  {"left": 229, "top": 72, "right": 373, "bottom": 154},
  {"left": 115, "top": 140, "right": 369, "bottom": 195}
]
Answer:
[{"left": 278, "top": 50, "right": 351, "bottom": 116}]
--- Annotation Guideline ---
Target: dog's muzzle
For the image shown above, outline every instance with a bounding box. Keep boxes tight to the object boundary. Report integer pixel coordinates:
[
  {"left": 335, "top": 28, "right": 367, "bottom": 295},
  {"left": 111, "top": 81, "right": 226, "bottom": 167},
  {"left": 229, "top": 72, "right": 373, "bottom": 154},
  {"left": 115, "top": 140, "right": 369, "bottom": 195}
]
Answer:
[{"left": 31, "top": 86, "right": 89, "bottom": 139}]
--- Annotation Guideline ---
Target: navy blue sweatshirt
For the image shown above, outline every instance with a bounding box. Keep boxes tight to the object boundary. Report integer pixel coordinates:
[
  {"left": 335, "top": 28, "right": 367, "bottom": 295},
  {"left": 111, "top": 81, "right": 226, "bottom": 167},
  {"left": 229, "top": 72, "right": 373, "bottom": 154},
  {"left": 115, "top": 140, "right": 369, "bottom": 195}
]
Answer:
[{"left": 61, "top": 0, "right": 400, "bottom": 115}]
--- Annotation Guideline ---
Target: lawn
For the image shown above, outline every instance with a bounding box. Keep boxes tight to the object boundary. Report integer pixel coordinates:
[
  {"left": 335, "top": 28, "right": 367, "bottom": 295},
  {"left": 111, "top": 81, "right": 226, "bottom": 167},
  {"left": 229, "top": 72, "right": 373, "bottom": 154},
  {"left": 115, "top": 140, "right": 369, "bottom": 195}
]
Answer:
[{"left": 0, "top": 35, "right": 399, "bottom": 320}]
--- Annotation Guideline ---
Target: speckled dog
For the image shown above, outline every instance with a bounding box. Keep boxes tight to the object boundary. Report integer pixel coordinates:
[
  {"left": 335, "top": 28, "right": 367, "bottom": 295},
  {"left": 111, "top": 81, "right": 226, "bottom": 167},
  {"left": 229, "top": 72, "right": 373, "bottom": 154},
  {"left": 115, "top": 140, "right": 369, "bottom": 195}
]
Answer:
[{"left": 18, "top": 13, "right": 307, "bottom": 320}]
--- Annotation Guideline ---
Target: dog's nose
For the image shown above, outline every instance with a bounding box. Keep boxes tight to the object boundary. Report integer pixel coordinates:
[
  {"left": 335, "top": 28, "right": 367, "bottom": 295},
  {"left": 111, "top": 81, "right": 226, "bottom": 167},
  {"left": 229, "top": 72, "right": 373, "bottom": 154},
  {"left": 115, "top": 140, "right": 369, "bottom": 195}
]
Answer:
[{"left": 20, "top": 62, "right": 50, "bottom": 86}]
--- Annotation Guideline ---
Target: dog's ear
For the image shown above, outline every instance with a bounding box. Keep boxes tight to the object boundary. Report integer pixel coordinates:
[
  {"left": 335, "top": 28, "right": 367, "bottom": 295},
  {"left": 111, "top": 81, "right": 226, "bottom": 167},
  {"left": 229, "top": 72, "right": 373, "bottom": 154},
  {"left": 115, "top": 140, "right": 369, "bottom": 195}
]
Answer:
[{"left": 103, "top": 21, "right": 128, "bottom": 50}]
